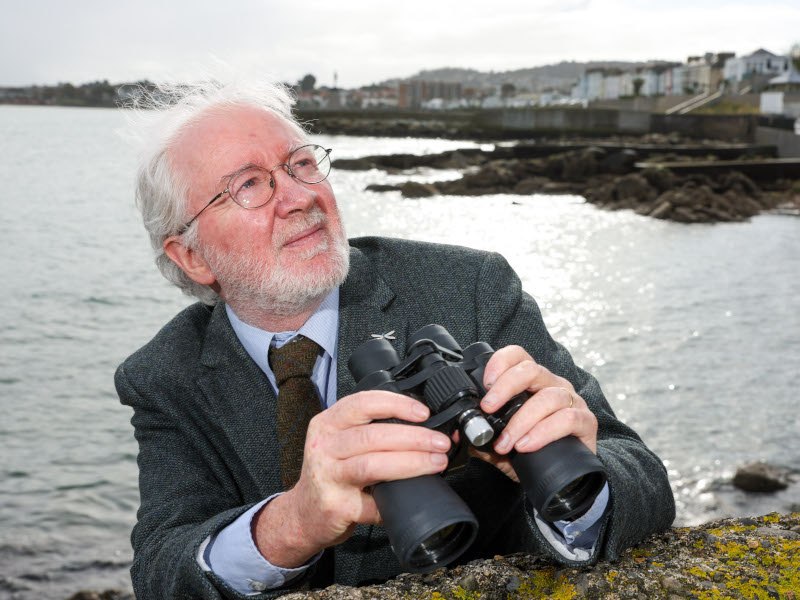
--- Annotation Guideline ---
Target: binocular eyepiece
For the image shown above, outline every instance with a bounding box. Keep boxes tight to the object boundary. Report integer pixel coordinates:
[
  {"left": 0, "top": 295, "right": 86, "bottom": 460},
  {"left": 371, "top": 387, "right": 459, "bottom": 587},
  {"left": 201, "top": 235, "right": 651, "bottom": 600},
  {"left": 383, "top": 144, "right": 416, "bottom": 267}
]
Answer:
[{"left": 348, "top": 324, "right": 607, "bottom": 572}]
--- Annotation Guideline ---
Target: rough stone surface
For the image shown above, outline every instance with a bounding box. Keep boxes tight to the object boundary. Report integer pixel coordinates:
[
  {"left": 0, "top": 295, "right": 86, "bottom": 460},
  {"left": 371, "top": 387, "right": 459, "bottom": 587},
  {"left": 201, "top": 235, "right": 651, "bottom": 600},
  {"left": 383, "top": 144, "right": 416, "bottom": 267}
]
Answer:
[
  {"left": 66, "top": 591, "right": 135, "bottom": 600},
  {"left": 271, "top": 513, "right": 799, "bottom": 599},
  {"left": 64, "top": 513, "right": 800, "bottom": 599}
]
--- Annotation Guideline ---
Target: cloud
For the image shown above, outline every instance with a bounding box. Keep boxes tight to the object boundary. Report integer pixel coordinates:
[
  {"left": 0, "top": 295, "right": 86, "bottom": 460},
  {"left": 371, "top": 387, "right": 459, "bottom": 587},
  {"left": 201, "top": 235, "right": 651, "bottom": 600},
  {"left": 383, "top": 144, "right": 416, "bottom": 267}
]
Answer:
[{"left": 0, "top": 0, "right": 797, "bottom": 87}]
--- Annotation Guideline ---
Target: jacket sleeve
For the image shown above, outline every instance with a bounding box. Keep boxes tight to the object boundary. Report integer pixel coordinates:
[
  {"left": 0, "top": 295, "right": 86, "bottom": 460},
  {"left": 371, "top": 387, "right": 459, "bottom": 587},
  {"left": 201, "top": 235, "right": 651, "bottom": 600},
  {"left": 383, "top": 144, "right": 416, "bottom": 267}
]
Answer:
[
  {"left": 115, "top": 363, "right": 314, "bottom": 599},
  {"left": 473, "top": 251, "right": 675, "bottom": 565}
]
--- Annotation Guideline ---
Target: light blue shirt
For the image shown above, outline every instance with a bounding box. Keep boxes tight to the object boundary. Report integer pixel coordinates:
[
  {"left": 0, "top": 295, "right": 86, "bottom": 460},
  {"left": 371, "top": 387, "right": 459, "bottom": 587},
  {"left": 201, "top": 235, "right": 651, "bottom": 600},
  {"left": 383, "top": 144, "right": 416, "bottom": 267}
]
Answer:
[
  {"left": 225, "top": 289, "right": 340, "bottom": 406},
  {"left": 199, "top": 289, "right": 609, "bottom": 594}
]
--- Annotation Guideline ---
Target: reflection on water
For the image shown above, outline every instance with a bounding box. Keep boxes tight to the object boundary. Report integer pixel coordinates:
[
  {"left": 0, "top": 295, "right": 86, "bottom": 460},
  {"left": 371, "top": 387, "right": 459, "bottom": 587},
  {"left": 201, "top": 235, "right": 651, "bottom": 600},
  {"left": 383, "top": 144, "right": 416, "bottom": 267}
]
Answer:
[
  {"left": 333, "top": 164, "right": 800, "bottom": 528},
  {"left": 1, "top": 106, "right": 798, "bottom": 598}
]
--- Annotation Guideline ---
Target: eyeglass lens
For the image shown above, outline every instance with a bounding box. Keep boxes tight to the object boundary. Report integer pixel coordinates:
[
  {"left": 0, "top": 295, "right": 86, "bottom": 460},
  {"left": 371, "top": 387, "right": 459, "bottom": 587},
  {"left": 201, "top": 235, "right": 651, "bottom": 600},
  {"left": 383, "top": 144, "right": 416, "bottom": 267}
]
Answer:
[{"left": 229, "top": 145, "right": 331, "bottom": 209}]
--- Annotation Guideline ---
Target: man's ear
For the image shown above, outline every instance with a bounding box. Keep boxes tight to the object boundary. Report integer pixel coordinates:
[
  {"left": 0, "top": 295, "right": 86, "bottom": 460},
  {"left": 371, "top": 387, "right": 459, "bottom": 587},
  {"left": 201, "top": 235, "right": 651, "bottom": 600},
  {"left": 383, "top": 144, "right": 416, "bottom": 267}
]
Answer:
[{"left": 163, "top": 236, "right": 217, "bottom": 286}]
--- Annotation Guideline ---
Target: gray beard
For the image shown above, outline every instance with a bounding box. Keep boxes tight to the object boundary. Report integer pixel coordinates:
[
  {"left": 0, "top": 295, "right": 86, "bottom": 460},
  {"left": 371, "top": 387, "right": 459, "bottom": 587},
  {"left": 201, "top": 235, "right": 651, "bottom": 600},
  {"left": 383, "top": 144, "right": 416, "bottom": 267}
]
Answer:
[{"left": 200, "top": 208, "right": 350, "bottom": 319}]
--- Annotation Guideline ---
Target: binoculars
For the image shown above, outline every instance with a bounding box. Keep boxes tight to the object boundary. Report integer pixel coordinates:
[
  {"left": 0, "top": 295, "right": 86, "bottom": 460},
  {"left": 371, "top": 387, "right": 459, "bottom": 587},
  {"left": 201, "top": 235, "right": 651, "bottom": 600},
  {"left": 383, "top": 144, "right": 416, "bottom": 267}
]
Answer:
[{"left": 348, "top": 324, "right": 607, "bottom": 572}]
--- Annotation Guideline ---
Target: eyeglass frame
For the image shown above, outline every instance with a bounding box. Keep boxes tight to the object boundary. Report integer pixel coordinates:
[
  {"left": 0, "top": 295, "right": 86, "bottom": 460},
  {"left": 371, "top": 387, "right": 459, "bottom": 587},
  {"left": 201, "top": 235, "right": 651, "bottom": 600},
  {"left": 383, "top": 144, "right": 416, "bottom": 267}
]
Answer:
[{"left": 177, "top": 144, "right": 333, "bottom": 234}]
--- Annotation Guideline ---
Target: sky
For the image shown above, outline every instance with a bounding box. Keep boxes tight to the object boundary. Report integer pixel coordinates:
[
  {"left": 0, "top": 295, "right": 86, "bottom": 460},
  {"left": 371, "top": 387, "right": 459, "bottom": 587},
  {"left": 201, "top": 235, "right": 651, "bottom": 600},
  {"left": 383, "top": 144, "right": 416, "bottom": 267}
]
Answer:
[{"left": 1, "top": 0, "right": 798, "bottom": 88}]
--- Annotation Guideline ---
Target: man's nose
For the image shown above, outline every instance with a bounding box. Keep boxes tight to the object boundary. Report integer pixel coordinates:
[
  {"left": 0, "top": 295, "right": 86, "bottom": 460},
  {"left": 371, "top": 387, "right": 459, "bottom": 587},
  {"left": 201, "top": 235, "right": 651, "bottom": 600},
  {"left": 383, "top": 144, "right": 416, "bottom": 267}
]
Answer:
[{"left": 271, "top": 167, "right": 317, "bottom": 217}]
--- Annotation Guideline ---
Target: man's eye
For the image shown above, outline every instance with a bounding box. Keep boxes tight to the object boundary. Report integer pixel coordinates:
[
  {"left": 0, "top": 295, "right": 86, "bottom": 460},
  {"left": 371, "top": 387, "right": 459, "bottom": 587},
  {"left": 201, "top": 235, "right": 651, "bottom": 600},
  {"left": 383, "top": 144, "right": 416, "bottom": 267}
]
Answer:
[
  {"left": 232, "top": 170, "right": 268, "bottom": 195},
  {"left": 292, "top": 152, "right": 317, "bottom": 169},
  {"left": 240, "top": 176, "right": 259, "bottom": 189}
]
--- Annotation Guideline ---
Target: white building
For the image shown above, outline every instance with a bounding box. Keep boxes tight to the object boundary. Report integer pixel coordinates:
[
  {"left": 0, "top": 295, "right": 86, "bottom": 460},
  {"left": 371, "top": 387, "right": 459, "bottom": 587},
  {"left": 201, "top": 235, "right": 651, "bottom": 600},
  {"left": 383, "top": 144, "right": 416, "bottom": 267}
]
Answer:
[
  {"left": 724, "top": 49, "right": 790, "bottom": 82},
  {"left": 661, "top": 65, "right": 686, "bottom": 96},
  {"left": 585, "top": 69, "right": 605, "bottom": 101},
  {"left": 760, "top": 70, "right": 800, "bottom": 118},
  {"left": 602, "top": 72, "right": 621, "bottom": 99}
]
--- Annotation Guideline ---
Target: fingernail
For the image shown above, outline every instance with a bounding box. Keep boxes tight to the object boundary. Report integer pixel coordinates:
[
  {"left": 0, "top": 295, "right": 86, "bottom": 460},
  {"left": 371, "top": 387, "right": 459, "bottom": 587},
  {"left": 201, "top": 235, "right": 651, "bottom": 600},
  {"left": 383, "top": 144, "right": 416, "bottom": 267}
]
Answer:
[
  {"left": 495, "top": 432, "right": 511, "bottom": 452},
  {"left": 517, "top": 435, "right": 530, "bottom": 449},
  {"left": 412, "top": 404, "right": 429, "bottom": 419},
  {"left": 432, "top": 436, "right": 450, "bottom": 451},
  {"left": 482, "top": 393, "right": 498, "bottom": 409},
  {"left": 431, "top": 453, "right": 448, "bottom": 466}
]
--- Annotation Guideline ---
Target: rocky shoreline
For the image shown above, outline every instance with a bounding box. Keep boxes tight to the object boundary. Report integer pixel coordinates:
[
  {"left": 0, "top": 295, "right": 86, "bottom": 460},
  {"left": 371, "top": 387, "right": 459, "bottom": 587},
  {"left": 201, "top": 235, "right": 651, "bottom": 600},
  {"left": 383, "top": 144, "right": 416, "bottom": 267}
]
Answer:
[
  {"left": 67, "top": 512, "right": 799, "bottom": 600},
  {"left": 334, "top": 137, "right": 800, "bottom": 223}
]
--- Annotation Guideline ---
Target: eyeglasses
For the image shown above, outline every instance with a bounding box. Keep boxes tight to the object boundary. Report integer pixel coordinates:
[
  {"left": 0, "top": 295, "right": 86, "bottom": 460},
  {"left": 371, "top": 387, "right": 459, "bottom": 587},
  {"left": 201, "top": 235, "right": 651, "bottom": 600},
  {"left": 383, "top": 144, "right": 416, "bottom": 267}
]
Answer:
[{"left": 179, "top": 144, "right": 333, "bottom": 233}]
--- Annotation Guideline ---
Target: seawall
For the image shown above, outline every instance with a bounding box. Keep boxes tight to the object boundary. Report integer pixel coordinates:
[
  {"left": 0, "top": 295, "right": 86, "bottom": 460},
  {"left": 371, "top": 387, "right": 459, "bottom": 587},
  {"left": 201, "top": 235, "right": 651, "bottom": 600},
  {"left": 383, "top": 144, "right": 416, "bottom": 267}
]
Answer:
[
  {"left": 67, "top": 513, "right": 800, "bottom": 599},
  {"left": 281, "top": 513, "right": 800, "bottom": 600},
  {"left": 297, "top": 108, "right": 778, "bottom": 147}
]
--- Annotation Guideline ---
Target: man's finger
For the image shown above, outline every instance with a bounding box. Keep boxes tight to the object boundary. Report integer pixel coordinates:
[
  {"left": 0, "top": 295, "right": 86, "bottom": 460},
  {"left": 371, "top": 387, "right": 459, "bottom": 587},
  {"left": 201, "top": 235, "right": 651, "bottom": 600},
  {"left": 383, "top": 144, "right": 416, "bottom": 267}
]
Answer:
[
  {"left": 481, "top": 345, "right": 531, "bottom": 389},
  {"left": 490, "top": 386, "right": 571, "bottom": 452},
  {"left": 481, "top": 357, "right": 572, "bottom": 413},
  {"left": 325, "top": 391, "right": 430, "bottom": 427},
  {"left": 336, "top": 450, "right": 449, "bottom": 487},
  {"left": 513, "top": 408, "right": 598, "bottom": 454},
  {"left": 332, "top": 422, "right": 451, "bottom": 459}
]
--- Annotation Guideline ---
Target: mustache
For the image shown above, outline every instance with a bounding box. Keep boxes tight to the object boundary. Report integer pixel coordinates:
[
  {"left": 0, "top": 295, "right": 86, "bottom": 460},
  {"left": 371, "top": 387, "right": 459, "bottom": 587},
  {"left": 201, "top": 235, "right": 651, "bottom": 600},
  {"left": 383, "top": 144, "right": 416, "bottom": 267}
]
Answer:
[{"left": 273, "top": 206, "right": 328, "bottom": 247}]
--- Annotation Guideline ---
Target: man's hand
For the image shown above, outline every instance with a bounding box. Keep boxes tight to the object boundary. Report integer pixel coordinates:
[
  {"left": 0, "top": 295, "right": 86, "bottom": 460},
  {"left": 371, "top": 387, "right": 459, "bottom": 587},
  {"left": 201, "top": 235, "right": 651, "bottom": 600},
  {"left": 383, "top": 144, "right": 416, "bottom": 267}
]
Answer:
[
  {"left": 472, "top": 345, "right": 598, "bottom": 481},
  {"left": 252, "top": 391, "right": 451, "bottom": 568}
]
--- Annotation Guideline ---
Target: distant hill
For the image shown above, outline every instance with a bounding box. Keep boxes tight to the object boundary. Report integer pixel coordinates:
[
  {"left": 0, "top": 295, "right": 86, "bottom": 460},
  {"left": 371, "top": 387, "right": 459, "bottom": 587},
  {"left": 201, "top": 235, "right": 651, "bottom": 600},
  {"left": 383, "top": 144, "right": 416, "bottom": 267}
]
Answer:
[{"left": 383, "top": 61, "right": 648, "bottom": 93}]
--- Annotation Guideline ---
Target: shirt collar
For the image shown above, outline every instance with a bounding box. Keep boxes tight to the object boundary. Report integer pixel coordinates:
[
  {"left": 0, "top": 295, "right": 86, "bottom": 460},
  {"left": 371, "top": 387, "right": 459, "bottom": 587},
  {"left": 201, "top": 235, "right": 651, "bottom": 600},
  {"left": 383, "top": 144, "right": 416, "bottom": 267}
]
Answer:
[{"left": 225, "top": 288, "right": 340, "bottom": 373}]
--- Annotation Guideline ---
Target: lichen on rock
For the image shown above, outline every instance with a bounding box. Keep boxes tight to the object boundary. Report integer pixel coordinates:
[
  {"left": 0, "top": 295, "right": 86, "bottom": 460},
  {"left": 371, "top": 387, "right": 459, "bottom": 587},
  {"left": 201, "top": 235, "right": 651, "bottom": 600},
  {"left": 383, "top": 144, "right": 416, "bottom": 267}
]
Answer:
[{"left": 277, "top": 512, "right": 800, "bottom": 600}]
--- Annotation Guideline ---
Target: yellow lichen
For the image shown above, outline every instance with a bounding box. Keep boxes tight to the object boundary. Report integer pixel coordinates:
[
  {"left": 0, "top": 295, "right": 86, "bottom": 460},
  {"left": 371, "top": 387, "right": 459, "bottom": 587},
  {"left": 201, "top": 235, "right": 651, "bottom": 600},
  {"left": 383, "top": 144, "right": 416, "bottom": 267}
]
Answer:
[
  {"left": 714, "top": 540, "right": 748, "bottom": 560},
  {"left": 630, "top": 547, "right": 652, "bottom": 560},
  {"left": 512, "top": 568, "right": 577, "bottom": 599},
  {"left": 707, "top": 524, "right": 755, "bottom": 536},
  {"left": 451, "top": 586, "right": 480, "bottom": 600},
  {"left": 605, "top": 569, "right": 618, "bottom": 584},
  {"left": 692, "top": 534, "right": 800, "bottom": 600},
  {"left": 686, "top": 566, "right": 711, "bottom": 579}
]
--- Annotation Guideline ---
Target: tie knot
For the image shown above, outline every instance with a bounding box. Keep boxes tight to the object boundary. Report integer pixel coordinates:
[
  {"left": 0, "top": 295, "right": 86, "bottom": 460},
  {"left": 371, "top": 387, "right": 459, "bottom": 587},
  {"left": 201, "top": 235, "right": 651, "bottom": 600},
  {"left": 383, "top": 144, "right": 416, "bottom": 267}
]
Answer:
[{"left": 269, "top": 335, "right": 322, "bottom": 386}]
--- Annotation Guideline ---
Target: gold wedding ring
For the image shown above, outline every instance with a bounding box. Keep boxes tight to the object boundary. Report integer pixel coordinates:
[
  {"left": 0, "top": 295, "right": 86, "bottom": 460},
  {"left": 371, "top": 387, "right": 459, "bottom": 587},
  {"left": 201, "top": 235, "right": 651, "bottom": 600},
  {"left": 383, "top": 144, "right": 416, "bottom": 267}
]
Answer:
[{"left": 560, "top": 387, "right": 575, "bottom": 409}]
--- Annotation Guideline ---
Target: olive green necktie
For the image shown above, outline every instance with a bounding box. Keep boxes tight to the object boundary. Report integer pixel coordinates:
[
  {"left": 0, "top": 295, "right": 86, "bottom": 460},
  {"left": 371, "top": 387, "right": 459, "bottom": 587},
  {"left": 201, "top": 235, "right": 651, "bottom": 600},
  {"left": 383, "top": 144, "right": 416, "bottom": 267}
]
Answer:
[{"left": 269, "top": 335, "right": 323, "bottom": 489}]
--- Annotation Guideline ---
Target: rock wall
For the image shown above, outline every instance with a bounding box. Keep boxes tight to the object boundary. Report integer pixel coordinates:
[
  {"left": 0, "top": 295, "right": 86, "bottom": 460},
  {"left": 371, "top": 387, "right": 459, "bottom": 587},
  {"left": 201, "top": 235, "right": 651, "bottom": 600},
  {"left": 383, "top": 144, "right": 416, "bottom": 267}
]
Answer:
[
  {"left": 66, "top": 513, "right": 800, "bottom": 599},
  {"left": 278, "top": 513, "right": 800, "bottom": 600}
]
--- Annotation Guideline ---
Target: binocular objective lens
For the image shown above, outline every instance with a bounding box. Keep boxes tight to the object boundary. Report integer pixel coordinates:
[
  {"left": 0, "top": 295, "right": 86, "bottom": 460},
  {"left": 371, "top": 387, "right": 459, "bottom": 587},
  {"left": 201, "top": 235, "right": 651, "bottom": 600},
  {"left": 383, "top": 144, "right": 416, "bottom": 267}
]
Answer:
[
  {"left": 543, "top": 472, "right": 605, "bottom": 521},
  {"left": 408, "top": 522, "right": 475, "bottom": 569}
]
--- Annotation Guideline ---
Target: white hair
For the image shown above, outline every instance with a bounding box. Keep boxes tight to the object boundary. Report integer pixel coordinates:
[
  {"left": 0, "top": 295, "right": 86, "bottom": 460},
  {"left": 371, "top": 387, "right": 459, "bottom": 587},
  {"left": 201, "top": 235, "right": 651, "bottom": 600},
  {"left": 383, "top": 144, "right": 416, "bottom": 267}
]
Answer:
[{"left": 125, "top": 79, "right": 309, "bottom": 305}]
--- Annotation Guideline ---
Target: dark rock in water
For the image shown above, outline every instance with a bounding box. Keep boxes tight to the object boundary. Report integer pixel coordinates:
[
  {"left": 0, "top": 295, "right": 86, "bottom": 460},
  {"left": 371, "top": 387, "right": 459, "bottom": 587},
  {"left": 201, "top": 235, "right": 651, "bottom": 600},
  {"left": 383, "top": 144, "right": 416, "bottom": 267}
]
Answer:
[
  {"left": 364, "top": 183, "right": 399, "bottom": 193},
  {"left": 718, "top": 170, "right": 762, "bottom": 197},
  {"left": 600, "top": 148, "right": 639, "bottom": 174},
  {"left": 733, "top": 462, "right": 793, "bottom": 492},
  {"left": 513, "top": 176, "right": 550, "bottom": 195},
  {"left": 640, "top": 166, "right": 678, "bottom": 193},
  {"left": 399, "top": 181, "right": 438, "bottom": 198},
  {"left": 614, "top": 174, "right": 659, "bottom": 205},
  {"left": 354, "top": 141, "right": 797, "bottom": 223}
]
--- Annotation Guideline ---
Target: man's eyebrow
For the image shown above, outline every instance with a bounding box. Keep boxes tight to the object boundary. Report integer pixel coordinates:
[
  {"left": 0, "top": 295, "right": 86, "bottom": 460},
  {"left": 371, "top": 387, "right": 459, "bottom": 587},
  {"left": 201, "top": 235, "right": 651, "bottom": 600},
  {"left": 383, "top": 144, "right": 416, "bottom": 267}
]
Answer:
[
  {"left": 216, "top": 141, "right": 309, "bottom": 185},
  {"left": 218, "top": 162, "right": 261, "bottom": 185}
]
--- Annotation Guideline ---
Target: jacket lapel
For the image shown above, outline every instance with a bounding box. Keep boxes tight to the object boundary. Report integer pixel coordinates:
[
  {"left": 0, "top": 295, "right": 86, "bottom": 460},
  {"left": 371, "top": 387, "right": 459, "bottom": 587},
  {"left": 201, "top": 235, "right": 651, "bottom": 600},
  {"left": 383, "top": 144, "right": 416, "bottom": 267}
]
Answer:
[
  {"left": 337, "top": 246, "right": 408, "bottom": 398},
  {"left": 195, "top": 303, "right": 283, "bottom": 497}
]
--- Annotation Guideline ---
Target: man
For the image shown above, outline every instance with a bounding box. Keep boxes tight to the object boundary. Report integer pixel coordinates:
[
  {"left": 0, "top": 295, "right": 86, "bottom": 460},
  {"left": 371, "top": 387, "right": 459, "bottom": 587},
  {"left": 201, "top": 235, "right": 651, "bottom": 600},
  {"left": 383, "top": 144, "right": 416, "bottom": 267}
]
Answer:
[{"left": 116, "top": 80, "right": 674, "bottom": 599}]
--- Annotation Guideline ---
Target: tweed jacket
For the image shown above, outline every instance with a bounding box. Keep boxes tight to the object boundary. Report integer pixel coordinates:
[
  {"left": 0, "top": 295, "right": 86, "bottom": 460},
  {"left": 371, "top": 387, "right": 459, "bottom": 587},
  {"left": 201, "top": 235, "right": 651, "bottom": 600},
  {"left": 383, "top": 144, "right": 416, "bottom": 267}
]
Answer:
[{"left": 116, "top": 236, "right": 675, "bottom": 599}]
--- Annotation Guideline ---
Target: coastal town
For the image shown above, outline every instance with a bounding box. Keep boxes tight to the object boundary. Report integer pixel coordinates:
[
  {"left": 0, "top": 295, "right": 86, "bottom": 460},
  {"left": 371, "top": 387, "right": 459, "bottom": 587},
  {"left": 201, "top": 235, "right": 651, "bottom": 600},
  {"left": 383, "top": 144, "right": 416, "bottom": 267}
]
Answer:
[{"left": 1, "top": 46, "right": 799, "bottom": 120}]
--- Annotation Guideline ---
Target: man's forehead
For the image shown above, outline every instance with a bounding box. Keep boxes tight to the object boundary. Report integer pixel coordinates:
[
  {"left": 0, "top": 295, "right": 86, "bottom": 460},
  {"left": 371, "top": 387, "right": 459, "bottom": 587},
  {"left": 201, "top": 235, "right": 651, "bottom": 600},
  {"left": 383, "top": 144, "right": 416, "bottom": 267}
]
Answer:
[
  {"left": 184, "top": 105, "right": 299, "bottom": 146},
  {"left": 171, "top": 106, "right": 306, "bottom": 178}
]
